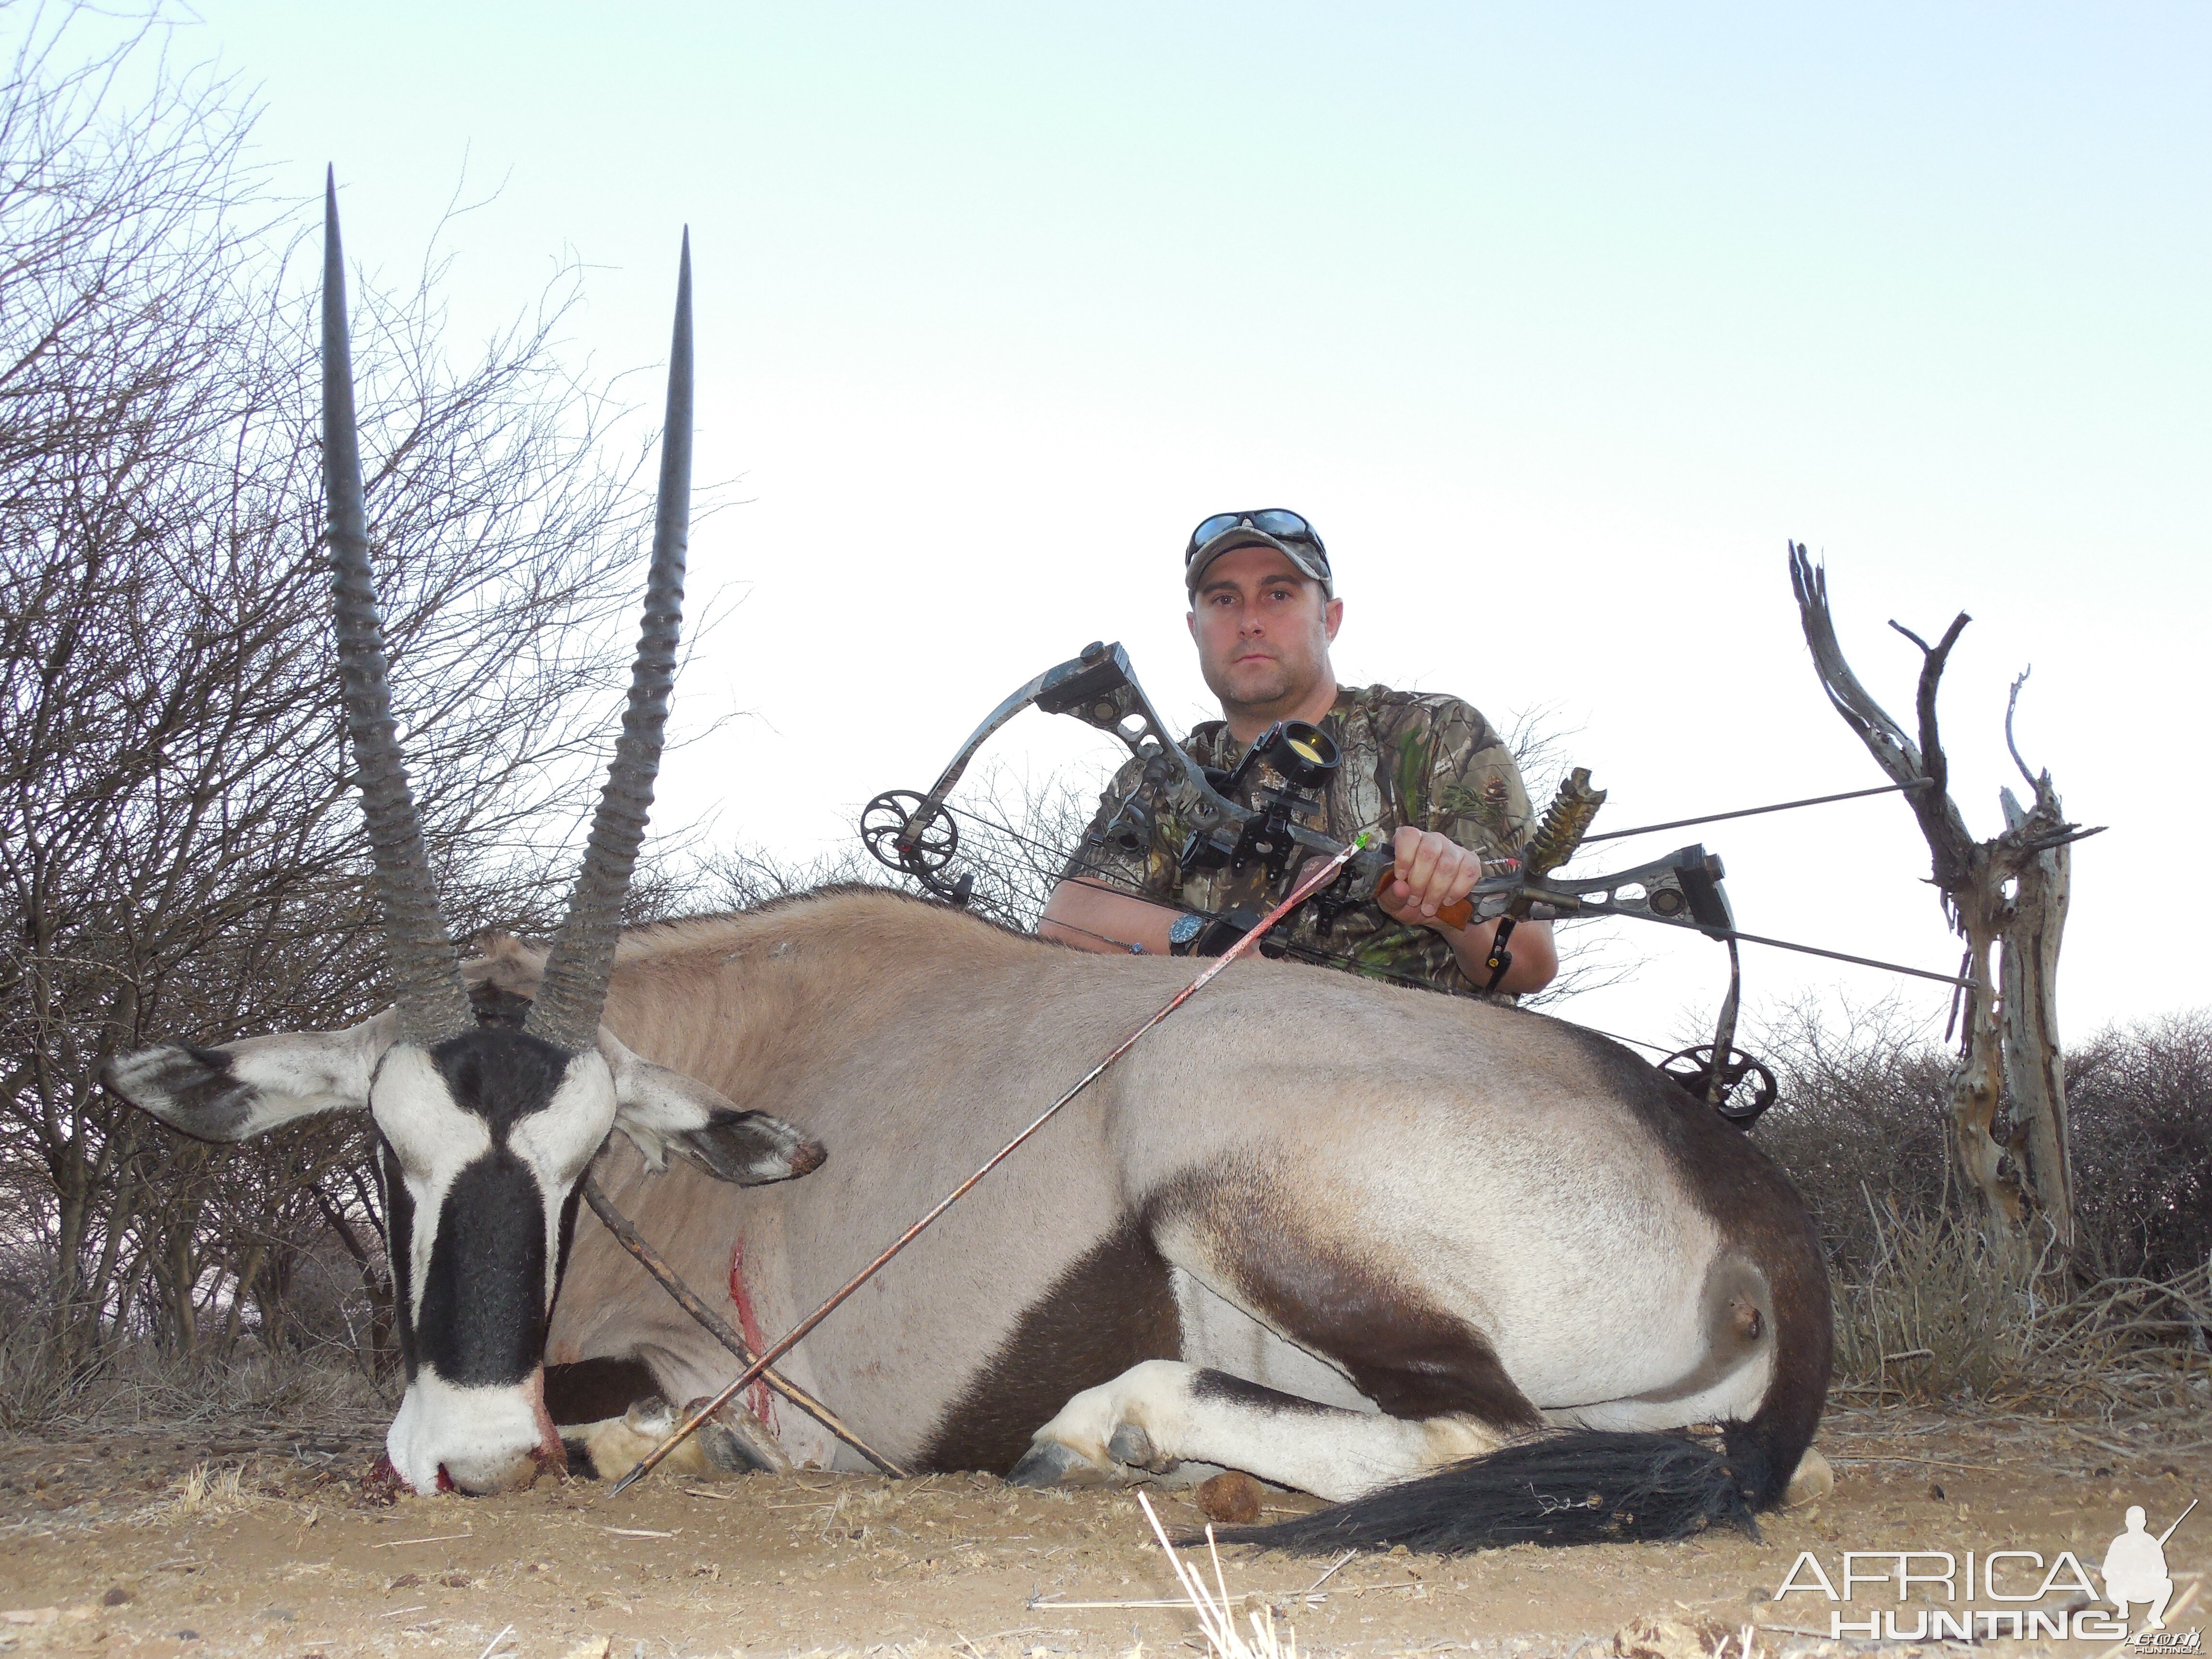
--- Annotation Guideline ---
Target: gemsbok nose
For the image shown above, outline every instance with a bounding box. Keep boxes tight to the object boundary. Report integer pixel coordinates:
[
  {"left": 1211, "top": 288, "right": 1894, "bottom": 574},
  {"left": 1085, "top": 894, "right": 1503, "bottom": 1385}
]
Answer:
[{"left": 389, "top": 1367, "right": 568, "bottom": 1494}]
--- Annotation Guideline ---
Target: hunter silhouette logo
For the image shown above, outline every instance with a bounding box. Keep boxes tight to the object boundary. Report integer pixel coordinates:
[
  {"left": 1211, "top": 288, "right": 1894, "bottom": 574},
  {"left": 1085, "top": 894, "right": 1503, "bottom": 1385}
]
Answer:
[{"left": 2104, "top": 1498, "right": 2194, "bottom": 1637}]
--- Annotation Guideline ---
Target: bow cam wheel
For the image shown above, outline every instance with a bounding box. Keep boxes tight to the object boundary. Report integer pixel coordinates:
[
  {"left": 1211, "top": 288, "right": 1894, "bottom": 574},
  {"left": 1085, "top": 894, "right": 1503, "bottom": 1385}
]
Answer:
[
  {"left": 861, "top": 791, "right": 961, "bottom": 886},
  {"left": 1660, "top": 1044, "right": 1778, "bottom": 1127}
]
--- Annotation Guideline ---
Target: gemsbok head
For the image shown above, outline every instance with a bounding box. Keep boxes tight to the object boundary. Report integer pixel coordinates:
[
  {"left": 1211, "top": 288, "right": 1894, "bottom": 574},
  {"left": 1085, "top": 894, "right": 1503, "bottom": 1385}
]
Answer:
[{"left": 103, "top": 177, "right": 823, "bottom": 1495}]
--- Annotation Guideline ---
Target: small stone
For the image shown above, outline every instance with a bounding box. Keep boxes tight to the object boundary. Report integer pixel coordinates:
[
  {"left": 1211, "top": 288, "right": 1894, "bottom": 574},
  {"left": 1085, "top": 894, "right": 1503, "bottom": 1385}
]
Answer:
[
  {"left": 101, "top": 1589, "right": 131, "bottom": 1607},
  {"left": 176, "top": 1631, "right": 200, "bottom": 1643},
  {"left": 1194, "top": 1471, "right": 1263, "bottom": 1526},
  {"left": 386, "top": 1574, "right": 422, "bottom": 1591},
  {"left": 1927, "top": 1482, "right": 1946, "bottom": 1500}
]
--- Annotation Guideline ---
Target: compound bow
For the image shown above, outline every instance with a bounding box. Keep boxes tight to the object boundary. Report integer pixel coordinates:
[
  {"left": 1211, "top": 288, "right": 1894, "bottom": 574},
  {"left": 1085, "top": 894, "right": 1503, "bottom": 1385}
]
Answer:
[{"left": 863, "top": 640, "right": 1775, "bottom": 1124}]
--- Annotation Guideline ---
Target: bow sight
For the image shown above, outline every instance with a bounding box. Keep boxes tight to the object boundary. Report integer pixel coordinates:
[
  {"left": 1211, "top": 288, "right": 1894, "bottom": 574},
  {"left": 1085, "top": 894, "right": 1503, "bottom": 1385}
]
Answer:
[
  {"left": 1181, "top": 719, "right": 1338, "bottom": 878},
  {"left": 862, "top": 640, "right": 1776, "bottom": 1125}
]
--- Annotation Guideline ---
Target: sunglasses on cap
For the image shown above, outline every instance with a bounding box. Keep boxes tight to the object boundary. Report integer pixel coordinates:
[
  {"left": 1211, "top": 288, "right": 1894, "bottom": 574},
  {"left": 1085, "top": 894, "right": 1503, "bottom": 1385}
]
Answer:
[{"left": 1183, "top": 508, "right": 1329, "bottom": 566}]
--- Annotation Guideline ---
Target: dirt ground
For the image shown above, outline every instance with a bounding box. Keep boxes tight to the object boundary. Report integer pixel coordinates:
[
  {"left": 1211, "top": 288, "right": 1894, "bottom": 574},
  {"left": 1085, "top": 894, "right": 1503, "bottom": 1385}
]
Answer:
[{"left": 0, "top": 1402, "right": 2203, "bottom": 1659}]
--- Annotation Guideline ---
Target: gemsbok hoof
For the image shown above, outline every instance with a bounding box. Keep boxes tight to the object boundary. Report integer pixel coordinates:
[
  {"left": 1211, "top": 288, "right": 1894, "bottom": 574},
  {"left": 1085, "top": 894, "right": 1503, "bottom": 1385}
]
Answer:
[
  {"left": 1007, "top": 1438, "right": 1117, "bottom": 1489},
  {"left": 1107, "top": 1422, "right": 1172, "bottom": 1473}
]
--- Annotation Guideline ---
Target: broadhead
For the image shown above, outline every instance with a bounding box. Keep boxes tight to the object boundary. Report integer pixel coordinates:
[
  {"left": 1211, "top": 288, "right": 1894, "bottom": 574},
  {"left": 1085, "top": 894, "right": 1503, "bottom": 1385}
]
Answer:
[{"left": 607, "top": 1461, "right": 646, "bottom": 1499}]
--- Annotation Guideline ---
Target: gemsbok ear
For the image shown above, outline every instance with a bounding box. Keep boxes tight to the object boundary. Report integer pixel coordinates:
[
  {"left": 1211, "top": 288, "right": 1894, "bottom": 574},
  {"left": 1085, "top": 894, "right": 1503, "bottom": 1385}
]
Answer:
[
  {"left": 101, "top": 1008, "right": 402, "bottom": 1142},
  {"left": 597, "top": 1028, "right": 826, "bottom": 1186}
]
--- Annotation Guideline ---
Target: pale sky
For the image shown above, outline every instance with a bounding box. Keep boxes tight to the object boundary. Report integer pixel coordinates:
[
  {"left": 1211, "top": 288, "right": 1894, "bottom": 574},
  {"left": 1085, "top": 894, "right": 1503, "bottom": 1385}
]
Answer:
[{"left": 114, "top": 3, "right": 2212, "bottom": 1051}]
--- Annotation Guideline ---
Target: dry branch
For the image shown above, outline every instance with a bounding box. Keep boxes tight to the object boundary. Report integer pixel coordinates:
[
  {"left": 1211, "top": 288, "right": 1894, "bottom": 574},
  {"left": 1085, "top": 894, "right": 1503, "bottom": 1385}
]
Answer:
[{"left": 1788, "top": 543, "right": 2103, "bottom": 1261}]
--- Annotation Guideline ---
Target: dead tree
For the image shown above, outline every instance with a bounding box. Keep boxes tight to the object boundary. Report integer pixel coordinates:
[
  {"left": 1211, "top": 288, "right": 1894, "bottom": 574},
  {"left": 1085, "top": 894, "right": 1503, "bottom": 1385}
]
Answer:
[{"left": 1789, "top": 545, "right": 2101, "bottom": 1264}]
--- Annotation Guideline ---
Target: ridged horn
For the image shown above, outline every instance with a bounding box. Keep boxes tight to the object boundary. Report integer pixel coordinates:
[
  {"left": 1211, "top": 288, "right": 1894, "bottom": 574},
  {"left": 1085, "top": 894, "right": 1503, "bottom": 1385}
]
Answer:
[
  {"left": 525, "top": 232, "right": 693, "bottom": 1051},
  {"left": 322, "top": 169, "right": 476, "bottom": 1044}
]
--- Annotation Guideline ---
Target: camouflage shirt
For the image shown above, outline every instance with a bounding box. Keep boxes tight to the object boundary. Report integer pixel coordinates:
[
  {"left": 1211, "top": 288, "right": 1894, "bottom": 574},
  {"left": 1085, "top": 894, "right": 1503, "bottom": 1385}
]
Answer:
[{"left": 1064, "top": 684, "right": 1533, "bottom": 995}]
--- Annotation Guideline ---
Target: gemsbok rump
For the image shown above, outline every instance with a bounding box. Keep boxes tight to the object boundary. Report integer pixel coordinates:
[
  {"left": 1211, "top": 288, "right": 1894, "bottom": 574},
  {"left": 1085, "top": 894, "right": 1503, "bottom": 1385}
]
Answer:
[{"left": 105, "top": 187, "right": 1832, "bottom": 1550}]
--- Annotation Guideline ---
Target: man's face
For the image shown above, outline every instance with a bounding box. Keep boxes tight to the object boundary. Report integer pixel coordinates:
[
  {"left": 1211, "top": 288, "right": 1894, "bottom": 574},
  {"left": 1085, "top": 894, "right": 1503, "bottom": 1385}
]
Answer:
[{"left": 1186, "top": 545, "right": 1344, "bottom": 716}]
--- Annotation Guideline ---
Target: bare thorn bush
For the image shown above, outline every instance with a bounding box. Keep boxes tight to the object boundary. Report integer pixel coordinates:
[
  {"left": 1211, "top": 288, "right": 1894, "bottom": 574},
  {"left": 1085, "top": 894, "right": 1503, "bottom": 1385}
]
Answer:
[{"left": 1755, "top": 999, "right": 2212, "bottom": 1411}]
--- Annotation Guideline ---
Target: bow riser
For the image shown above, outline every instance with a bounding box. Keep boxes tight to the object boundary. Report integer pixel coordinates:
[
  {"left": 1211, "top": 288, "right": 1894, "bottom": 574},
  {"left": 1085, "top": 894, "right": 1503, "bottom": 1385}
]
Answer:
[{"left": 1467, "top": 844, "right": 1734, "bottom": 936}]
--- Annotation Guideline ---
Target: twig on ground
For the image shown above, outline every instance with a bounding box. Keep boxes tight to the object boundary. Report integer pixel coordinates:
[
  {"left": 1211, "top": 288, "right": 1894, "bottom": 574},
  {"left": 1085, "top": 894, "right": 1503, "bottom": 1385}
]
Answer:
[
  {"left": 1299, "top": 1551, "right": 1356, "bottom": 1597},
  {"left": 371, "top": 1532, "right": 473, "bottom": 1548}
]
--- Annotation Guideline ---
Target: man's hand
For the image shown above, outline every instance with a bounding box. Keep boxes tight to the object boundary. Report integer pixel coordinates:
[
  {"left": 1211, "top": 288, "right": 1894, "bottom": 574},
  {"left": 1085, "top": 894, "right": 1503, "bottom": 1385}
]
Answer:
[
  {"left": 1376, "top": 826, "right": 1558, "bottom": 994},
  {"left": 1374, "top": 825, "right": 1482, "bottom": 932}
]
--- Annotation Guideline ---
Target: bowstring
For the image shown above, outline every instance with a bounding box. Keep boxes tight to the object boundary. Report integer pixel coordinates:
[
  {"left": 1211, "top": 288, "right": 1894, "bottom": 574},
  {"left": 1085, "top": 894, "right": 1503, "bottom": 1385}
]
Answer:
[{"left": 926, "top": 799, "right": 1731, "bottom": 1062}]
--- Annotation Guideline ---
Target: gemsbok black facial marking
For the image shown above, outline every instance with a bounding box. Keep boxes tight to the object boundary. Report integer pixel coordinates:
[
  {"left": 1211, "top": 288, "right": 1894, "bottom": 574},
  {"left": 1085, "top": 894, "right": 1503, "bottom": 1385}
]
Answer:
[
  {"left": 379, "top": 1143, "right": 420, "bottom": 1379},
  {"left": 418, "top": 1150, "right": 554, "bottom": 1387},
  {"left": 430, "top": 1028, "right": 575, "bottom": 1139}
]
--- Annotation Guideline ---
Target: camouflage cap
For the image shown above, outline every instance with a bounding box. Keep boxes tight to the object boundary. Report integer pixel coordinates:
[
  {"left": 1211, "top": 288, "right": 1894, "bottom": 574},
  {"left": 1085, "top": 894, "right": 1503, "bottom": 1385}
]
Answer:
[{"left": 1184, "top": 510, "right": 1333, "bottom": 598}]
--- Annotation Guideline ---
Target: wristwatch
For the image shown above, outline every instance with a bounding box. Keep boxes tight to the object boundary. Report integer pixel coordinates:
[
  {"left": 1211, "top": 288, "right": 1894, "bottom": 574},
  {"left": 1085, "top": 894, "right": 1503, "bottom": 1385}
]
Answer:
[{"left": 1167, "top": 913, "right": 1205, "bottom": 956}]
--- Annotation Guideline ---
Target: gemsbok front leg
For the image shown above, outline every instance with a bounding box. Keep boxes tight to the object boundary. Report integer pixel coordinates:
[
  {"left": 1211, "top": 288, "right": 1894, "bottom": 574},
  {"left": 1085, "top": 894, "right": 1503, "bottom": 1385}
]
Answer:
[{"left": 1008, "top": 1359, "right": 1519, "bottom": 1501}]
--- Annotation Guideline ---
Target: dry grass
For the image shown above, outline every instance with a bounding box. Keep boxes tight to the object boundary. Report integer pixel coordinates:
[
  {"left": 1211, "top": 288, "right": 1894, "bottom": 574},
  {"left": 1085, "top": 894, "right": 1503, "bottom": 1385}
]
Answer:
[
  {"left": 0, "top": 1325, "right": 387, "bottom": 1434},
  {"left": 1833, "top": 1201, "right": 2212, "bottom": 1416},
  {"left": 160, "top": 1462, "right": 250, "bottom": 1517},
  {"left": 1134, "top": 1491, "right": 1296, "bottom": 1659}
]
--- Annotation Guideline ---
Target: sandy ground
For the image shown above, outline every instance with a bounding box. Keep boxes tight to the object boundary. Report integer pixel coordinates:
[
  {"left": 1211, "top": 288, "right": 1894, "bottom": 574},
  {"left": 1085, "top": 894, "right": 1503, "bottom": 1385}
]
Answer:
[{"left": 0, "top": 1402, "right": 2204, "bottom": 1659}]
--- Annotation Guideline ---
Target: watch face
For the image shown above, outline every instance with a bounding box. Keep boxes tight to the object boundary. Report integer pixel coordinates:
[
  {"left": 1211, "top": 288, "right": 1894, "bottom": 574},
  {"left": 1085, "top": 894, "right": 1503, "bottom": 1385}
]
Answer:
[{"left": 1170, "top": 913, "right": 1203, "bottom": 945}]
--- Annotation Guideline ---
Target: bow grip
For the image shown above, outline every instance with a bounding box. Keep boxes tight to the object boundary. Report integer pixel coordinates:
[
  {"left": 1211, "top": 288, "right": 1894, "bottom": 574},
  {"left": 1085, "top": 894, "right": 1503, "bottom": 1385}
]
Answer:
[{"left": 1368, "top": 867, "right": 1510, "bottom": 931}]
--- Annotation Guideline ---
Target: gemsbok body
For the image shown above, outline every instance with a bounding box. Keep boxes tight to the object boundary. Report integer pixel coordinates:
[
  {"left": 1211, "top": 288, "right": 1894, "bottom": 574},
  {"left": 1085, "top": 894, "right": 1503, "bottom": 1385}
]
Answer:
[
  {"left": 524, "top": 899, "right": 1833, "bottom": 1547},
  {"left": 106, "top": 185, "right": 1832, "bottom": 1548}
]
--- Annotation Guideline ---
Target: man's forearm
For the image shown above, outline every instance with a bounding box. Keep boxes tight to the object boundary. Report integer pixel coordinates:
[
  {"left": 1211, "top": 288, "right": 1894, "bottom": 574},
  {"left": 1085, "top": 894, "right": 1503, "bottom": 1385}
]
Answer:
[
  {"left": 1039, "top": 878, "right": 1180, "bottom": 955},
  {"left": 1444, "top": 917, "right": 1557, "bottom": 996},
  {"left": 1042, "top": 875, "right": 1557, "bottom": 992}
]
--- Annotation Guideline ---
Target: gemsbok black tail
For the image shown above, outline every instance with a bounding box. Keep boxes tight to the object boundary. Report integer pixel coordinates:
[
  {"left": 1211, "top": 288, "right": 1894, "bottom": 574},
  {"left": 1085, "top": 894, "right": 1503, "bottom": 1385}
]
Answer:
[{"left": 1210, "top": 1425, "right": 1775, "bottom": 1552}]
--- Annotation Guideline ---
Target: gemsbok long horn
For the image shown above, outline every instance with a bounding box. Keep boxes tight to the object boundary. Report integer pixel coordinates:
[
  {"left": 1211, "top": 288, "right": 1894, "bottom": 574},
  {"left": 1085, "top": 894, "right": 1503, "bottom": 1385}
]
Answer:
[
  {"left": 322, "top": 169, "right": 476, "bottom": 1044},
  {"left": 525, "top": 232, "right": 694, "bottom": 1052}
]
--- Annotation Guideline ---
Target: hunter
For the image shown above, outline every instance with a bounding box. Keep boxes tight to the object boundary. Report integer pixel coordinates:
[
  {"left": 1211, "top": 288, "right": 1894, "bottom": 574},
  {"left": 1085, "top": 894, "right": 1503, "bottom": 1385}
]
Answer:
[{"left": 1039, "top": 509, "right": 1558, "bottom": 997}]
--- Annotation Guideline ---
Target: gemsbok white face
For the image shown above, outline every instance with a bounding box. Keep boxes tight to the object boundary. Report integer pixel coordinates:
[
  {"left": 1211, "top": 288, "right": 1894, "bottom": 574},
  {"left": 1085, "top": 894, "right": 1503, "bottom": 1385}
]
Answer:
[
  {"left": 101, "top": 174, "right": 822, "bottom": 1495},
  {"left": 107, "top": 1010, "right": 820, "bottom": 1493}
]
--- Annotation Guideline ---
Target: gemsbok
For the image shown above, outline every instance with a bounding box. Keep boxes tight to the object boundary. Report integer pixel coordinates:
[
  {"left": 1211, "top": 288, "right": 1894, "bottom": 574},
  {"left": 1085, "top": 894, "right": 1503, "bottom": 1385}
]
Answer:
[{"left": 106, "top": 186, "right": 1833, "bottom": 1549}]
